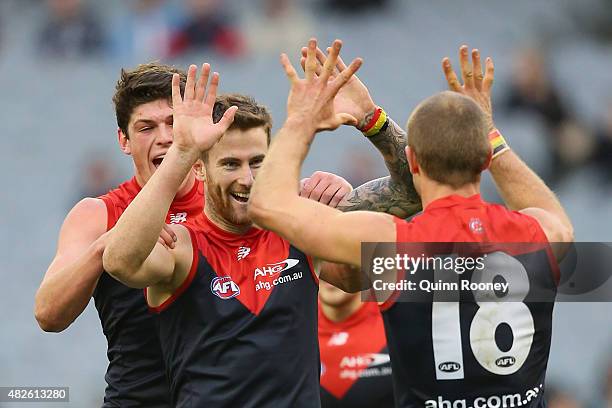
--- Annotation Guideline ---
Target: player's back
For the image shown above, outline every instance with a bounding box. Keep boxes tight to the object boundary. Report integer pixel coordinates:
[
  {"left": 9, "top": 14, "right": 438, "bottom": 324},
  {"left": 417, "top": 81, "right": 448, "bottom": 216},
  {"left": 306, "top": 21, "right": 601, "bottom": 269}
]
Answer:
[
  {"left": 152, "top": 214, "right": 321, "bottom": 408},
  {"left": 385, "top": 194, "right": 557, "bottom": 408},
  {"left": 95, "top": 177, "right": 203, "bottom": 407}
]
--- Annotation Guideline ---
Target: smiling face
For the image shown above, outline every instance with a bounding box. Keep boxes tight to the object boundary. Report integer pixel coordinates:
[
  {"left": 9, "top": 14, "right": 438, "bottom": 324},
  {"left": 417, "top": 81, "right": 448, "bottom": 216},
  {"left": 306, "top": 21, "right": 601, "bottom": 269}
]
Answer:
[
  {"left": 118, "top": 99, "right": 174, "bottom": 186},
  {"left": 202, "top": 126, "right": 268, "bottom": 228}
]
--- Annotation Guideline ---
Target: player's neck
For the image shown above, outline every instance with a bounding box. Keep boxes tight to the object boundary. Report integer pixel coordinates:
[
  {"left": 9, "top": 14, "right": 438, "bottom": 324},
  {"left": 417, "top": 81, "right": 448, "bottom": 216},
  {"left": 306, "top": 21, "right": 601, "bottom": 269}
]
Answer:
[
  {"left": 203, "top": 204, "right": 253, "bottom": 235},
  {"left": 420, "top": 181, "right": 480, "bottom": 210},
  {"left": 176, "top": 171, "right": 197, "bottom": 198},
  {"left": 321, "top": 295, "right": 362, "bottom": 323}
]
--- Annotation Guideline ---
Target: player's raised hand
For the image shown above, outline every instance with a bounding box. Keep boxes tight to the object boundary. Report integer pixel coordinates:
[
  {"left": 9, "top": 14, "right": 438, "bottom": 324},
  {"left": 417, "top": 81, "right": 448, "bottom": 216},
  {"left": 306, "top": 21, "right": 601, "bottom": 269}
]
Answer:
[
  {"left": 281, "top": 38, "right": 363, "bottom": 131},
  {"left": 299, "top": 46, "right": 376, "bottom": 130},
  {"left": 442, "top": 45, "right": 495, "bottom": 130},
  {"left": 171, "top": 63, "right": 238, "bottom": 157}
]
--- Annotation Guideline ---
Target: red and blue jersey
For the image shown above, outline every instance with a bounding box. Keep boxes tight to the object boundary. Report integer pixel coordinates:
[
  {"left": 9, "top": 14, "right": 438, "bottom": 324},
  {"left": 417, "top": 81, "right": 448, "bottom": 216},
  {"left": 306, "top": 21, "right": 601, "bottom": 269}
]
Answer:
[
  {"left": 319, "top": 301, "right": 394, "bottom": 408},
  {"left": 150, "top": 214, "right": 320, "bottom": 408},
  {"left": 383, "top": 194, "right": 557, "bottom": 407},
  {"left": 95, "top": 177, "right": 203, "bottom": 407}
]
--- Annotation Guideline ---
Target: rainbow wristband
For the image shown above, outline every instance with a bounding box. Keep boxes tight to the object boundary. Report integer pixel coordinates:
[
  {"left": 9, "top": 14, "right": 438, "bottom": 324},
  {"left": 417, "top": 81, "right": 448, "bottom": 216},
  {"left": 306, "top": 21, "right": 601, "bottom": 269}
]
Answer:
[
  {"left": 488, "top": 129, "right": 510, "bottom": 159},
  {"left": 361, "top": 107, "right": 388, "bottom": 137}
]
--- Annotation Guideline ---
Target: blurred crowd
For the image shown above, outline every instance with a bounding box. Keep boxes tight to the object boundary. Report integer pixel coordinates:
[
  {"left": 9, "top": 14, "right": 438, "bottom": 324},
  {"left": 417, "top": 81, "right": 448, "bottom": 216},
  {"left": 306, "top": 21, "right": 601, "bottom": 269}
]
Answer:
[
  {"left": 9, "top": 0, "right": 389, "bottom": 62},
  {"left": 502, "top": 47, "right": 612, "bottom": 188},
  {"left": 1, "top": 0, "right": 605, "bottom": 195}
]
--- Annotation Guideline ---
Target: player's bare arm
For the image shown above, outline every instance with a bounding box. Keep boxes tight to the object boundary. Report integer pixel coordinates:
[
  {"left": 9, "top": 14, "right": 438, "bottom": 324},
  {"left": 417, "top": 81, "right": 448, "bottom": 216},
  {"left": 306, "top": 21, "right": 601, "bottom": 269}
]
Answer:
[
  {"left": 443, "top": 45, "right": 574, "bottom": 250},
  {"left": 300, "top": 47, "right": 421, "bottom": 218},
  {"left": 34, "top": 198, "right": 107, "bottom": 331},
  {"left": 35, "top": 197, "right": 179, "bottom": 330},
  {"left": 103, "top": 64, "right": 237, "bottom": 289},
  {"left": 249, "top": 38, "right": 396, "bottom": 269}
]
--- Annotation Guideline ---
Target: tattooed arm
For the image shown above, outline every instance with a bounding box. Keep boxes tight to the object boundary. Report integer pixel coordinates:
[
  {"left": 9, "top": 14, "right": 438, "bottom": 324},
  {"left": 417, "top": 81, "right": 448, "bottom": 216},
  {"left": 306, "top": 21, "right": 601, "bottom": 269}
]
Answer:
[{"left": 337, "top": 116, "right": 421, "bottom": 218}]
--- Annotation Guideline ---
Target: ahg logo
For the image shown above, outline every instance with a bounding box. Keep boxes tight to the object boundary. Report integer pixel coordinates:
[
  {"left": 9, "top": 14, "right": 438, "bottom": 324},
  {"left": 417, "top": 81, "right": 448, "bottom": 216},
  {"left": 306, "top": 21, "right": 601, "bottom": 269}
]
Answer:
[
  {"left": 253, "top": 259, "right": 299, "bottom": 279},
  {"left": 210, "top": 276, "right": 240, "bottom": 299},
  {"left": 340, "top": 353, "right": 390, "bottom": 368}
]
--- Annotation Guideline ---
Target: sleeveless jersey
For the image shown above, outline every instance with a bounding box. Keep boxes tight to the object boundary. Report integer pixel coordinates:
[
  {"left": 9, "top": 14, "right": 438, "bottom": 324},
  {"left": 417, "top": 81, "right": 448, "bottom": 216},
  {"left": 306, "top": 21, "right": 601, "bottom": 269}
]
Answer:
[
  {"left": 319, "top": 302, "right": 394, "bottom": 408},
  {"left": 383, "top": 194, "right": 558, "bottom": 408},
  {"left": 95, "top": 177, "right": 203, "bottom": 407},
  {"left": 150, "top": 214, "right": 320, "bottom": 408}
]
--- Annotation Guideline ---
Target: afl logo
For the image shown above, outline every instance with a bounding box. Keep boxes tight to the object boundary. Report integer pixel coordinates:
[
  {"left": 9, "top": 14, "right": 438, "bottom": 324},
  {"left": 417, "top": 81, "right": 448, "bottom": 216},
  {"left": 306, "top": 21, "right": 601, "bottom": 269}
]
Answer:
[
  {"left": 495, "top": 356, "right": 516, "bottom": 368},
  {"left": 211, "top": 276, "right": 240, "bottom": 299},
  {"left": 438, "top": 362, "right": 461, "bottom": 373}
]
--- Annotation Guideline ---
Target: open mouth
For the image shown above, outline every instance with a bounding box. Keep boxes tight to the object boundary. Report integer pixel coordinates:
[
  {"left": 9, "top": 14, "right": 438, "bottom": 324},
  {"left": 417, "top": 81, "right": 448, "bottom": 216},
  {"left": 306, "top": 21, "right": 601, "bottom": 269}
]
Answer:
[
  {"left": 231, "top": 192, "right": 250, "bottom": 203},
  {"left": 152, "top": 155, "right": 165, "bottom": 168}
]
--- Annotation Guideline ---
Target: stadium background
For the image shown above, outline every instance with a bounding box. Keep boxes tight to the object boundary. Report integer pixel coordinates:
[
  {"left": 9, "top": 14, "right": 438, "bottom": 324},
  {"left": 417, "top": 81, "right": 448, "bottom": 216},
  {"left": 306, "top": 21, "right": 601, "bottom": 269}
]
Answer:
[{"left": 1, "top": 0, "right": 611, "bottom": 406}]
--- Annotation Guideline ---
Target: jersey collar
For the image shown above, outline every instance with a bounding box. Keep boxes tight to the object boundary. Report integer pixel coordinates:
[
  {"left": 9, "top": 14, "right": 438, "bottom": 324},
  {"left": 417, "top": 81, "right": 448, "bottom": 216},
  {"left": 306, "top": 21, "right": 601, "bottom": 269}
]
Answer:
[
  {"left": 425, "top": 193, "right": 484, "bottom": 212},
  {"left": 192, "top": 212, "right": 261, "bottom": 243}
]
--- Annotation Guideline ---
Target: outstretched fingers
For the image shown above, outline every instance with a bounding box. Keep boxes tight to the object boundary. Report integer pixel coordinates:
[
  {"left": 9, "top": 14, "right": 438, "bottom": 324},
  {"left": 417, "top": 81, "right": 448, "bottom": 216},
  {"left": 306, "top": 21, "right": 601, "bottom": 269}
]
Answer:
[
  {"left": 195, "top": 63, "right": 211, "bottom": 102},
  {"left": 300, "top": 46, "right": 338, "bottom": 77},
  {"left": 442, "top": 57, "right": 462, "bottom": 92},
  {"left": 472, "top": 49, "right": 483, "bottom": 91},
  {"left": 281, "top": 53, "right": 299, "bottom": 84},
  {"left": 203, "top": 72, "right": 219, "bottom": 114},
  {"left": 326, "top": 47, "right": 348, "bottom": 73},
  {"left": 171, "top": 73, "right": 182, "bottom": 107},
  {"left": 483, "top": 57, "right": 495, "bottom": 94},
  {"left": 329, "top": 57, "right": 362, "bottom": 96},
  {"left": 184, "top": 64, "right": 198, "bottom": 101},
  {"left": 305, "top": 38, "right": 318, "bottom": 81},
  {"left": 459, "top": 45, "right": 474, "bottom": 90},
  {"left": 216, "top": 105, "right": 238, "bottom": 132},
  {"left": 300, "top": 55, "right": 323, "bottom": 76},
  {"left": 320, "top": 39, "right": 342, "bottom": 83}
]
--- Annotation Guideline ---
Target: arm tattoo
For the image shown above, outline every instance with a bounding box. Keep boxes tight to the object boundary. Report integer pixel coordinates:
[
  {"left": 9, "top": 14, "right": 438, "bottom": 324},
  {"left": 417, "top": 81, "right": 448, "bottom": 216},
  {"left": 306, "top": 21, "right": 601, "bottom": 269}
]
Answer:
[
  {"left": 367, "top": 117, "right": 412, "bottom": 191},
  {"left": 337, "top": 116, "right": 421, "bottom": 218},
  {"left": 358, "top": 109, "right": 376, "bottom": 130},
  {"left": 336, "top": 176, "right": 421, "bottom": 219}
]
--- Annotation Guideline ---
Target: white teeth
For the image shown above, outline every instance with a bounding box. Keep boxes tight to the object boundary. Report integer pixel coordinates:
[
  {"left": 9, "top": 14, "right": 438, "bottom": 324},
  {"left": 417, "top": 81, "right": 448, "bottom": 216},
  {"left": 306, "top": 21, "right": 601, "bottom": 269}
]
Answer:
[{"left": 233, "top": 192, "right": 250, "bottom": 198}]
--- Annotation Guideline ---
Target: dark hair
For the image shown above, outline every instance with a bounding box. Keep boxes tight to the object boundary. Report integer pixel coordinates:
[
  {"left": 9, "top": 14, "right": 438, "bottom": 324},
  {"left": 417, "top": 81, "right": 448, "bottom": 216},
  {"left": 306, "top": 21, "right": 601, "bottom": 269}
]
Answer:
[
  {"left": 112, "top": 62, "right": 186, "bottom": 138},
  {"left": 213, "top": 94, "right": 273, "bottom": 143},
  {"left": 407, "top": 91, "right": 490, "bottom": 188}
]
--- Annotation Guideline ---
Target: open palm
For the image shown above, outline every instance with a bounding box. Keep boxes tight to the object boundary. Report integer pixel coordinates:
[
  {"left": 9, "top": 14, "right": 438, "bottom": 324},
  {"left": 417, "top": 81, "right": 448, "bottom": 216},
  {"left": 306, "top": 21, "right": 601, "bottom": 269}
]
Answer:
[
  {"left": 300, "top": 47, "right": 376, "bottom": 128},
  {"left": 442, "top": 45, "right": 495, "bottom": 130},
  {"left": 282, "top": 39, "right": 363, "bottom": 132},
  {"left": 172, "top": 64, "right": 237, "bottom": 156}
]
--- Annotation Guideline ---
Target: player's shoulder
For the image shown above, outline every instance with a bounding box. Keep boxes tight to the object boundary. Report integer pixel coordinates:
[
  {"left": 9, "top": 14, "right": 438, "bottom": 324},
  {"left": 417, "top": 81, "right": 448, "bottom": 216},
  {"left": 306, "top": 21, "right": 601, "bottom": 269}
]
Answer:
[
  {"left": 393, "top": 210, "right": 430, "bottom": 241},
  {"left": 60, "top": 197, "right": 108, "bottom": 239},
  {"left": 487, "top": 201, "right": 542, "bottom": 228},
  {"left": 67, "top": 197, "right": 107, "bottom": 223}
]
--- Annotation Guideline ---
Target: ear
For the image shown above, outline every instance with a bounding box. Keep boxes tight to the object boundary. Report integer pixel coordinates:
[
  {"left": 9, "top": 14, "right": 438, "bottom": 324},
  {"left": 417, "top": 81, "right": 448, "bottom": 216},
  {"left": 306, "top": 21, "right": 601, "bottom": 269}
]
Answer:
[
  {"left": 193, "top": 159, "right": 206, "bottom": 181},
  {"left": 405, "top": 146, "right": 419, "bottom": 175},
  {"left": 118, "top": 128, "right": 131, "bottom": 155},
  {"left": 482, "top": 150, "right": 493, "bottom": 171}
]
